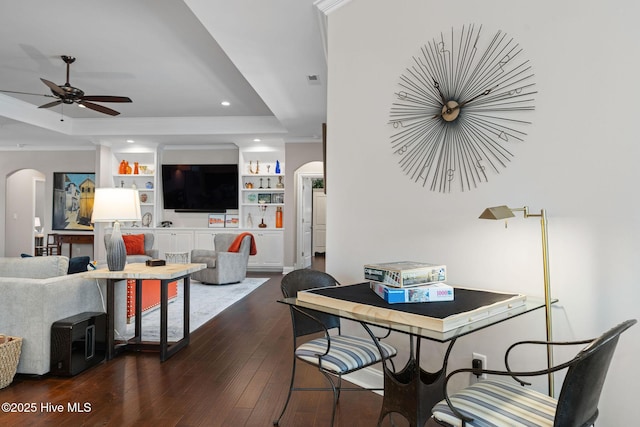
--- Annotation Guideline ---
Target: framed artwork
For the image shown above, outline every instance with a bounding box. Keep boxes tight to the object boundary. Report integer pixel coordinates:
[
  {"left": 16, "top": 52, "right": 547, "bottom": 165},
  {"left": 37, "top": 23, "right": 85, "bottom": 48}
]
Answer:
[
  {"left": 258, "top": 193, "right": 272, "bottom": 204},
  {"left": 208, "top": 213, "right": 225, "bottom": 228},
  {"left": 225, "top": 213, "right": 239, "bottom": 228},
  {"left": 52, "top": 172, "right": 95, "bottom": 231}
]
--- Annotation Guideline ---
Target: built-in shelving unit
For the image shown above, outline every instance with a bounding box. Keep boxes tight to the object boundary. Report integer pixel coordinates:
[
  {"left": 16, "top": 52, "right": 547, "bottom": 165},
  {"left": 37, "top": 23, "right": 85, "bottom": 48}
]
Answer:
[{"left": 111, "top": 149, "right": 157, "bottom": 228}]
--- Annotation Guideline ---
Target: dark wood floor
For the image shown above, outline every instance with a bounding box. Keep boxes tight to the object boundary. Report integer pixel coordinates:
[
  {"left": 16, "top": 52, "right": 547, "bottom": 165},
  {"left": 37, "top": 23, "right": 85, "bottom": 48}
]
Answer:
[{"left": 0, "top": 257, "right": 434, "bottom": 426}]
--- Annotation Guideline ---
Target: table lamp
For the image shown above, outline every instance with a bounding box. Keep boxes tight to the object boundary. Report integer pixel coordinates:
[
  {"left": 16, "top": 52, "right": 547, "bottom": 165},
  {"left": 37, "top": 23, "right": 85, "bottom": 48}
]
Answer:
[
  {"left": 34, "top": 217, "right": 41, "bottom": 234},
  {"left": 91, "top": 188, "right": 141, "bottom": 271},
  {"left": 479, "top": 205, "right": 554, "bottom": 397}
]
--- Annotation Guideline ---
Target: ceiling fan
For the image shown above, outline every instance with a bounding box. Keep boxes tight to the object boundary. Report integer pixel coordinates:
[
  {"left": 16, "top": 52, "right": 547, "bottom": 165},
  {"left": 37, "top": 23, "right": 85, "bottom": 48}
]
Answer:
[{"left": 0, "top": 55, "right": 132, "bottom": 116}]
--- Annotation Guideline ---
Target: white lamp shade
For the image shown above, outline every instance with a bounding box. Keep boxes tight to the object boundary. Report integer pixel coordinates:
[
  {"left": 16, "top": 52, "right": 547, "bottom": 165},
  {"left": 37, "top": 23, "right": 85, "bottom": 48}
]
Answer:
[
  {"left": 91, "top": 188, "right": 142, "bottom": 223},
  {"left": 34, "top": 217, "right": 41, "bottom": 227}
]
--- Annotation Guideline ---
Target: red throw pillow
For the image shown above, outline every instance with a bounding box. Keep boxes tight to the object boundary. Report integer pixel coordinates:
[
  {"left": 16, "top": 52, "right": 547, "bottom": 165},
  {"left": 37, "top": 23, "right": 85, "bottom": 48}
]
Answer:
[{"left": 123, "top": 234, "right": 146, "bottom": 255}]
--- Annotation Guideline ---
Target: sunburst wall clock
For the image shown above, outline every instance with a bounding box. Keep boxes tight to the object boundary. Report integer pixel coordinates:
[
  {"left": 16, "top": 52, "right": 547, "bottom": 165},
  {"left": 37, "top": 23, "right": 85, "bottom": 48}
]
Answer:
[{"left": 388, "top": 24, "right": 536, "bottom": 193}]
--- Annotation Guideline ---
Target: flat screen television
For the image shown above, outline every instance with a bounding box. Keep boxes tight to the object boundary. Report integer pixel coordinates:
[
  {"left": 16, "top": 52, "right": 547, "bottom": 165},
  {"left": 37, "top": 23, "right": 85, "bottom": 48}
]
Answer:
[{"left": 161, "top": 164, "right": 239, "bottom": 212}]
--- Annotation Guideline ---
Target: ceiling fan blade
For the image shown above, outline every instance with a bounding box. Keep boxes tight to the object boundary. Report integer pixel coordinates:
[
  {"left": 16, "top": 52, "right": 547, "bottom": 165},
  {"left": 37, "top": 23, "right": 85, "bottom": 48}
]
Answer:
[
  {"left": 40, "top": 78, "right": 65, "bottom": 97},
  {"left": 38, "top": 100, "right": 62, "bottom": 109},
  {"left": 78, "top": 100, "right": 120, "bottom": 116},
  {"left": 0, "top": 89, "right": 55, "bottom": 98},
  {"left": 81, "top": 95, "right": 132, "bottom": 103}
]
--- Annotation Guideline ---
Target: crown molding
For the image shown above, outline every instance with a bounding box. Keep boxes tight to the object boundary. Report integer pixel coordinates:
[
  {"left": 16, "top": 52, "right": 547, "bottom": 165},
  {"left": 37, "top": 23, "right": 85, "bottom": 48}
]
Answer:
[{"left": 314, "top": 0, "right": 352, "bottom": 15}]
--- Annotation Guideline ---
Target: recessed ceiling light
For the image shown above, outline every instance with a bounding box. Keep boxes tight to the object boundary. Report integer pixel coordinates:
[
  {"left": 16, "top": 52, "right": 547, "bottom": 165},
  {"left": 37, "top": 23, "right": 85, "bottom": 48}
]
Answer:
[
  {"left": 126, "top": 139, "right": 135, "bottom": 144},
  {"left": 253, "top": 138, "right": 261, "bottom": 142},
  {"left": 221, "top": 101, "right": 231, "bottom": 106}
]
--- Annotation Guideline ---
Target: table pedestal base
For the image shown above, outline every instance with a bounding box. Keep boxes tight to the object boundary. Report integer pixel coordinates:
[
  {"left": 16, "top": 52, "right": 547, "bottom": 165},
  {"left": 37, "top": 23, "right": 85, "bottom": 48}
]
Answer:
[{"left": 377, "top": 339, "right": 456, "bottom": 427}]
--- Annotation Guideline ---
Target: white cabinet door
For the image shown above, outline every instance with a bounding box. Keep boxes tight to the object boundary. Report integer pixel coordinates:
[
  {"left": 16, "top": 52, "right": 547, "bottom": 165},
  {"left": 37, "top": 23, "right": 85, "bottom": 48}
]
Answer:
[
  {"left": 194, "top": 230, "right": 217, "bottom": 250},
  {"left": 155, "top": 230, "right": 194, "bottom": 259},
  {"left": 250, "top": 231, "right": 283, "bottom": 270}
]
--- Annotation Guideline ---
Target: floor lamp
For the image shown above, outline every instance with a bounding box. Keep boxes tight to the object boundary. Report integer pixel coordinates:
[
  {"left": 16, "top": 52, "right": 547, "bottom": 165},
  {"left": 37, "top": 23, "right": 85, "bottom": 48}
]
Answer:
[
  {"left": 91, "top": 188, "right": 141, "bottom": 271},
  {"left": 479, "top": 205, "right": 554, "bottom": 397}
]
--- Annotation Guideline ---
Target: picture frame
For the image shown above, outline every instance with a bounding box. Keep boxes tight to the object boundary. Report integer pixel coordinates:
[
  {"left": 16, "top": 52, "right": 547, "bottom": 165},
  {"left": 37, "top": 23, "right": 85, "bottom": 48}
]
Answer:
[
  {"left": 272, "top": 192, "right": 284, "bottom": 204},
  {"left": 208, "top": 213, "right": 225, "bottom": 228},
  {"left": 52, "top": 172, "right": 96, "bottom": 231},
  {"left": 225, "top": 213, "right": 239, "bottom": 228},
  {"left": 257, "top": 193, "right": 272, "bottom": 204}
]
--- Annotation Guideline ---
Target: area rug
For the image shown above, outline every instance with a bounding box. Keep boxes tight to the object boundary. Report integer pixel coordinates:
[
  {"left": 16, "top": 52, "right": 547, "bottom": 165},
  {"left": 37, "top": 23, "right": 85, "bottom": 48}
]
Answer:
[{"left": 120, "top": 277, "right": 268, "bottom": 341}]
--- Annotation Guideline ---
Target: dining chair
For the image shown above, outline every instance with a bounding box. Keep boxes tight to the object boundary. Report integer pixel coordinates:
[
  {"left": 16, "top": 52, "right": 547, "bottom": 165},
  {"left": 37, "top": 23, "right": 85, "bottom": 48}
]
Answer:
[
  {"left": 45, "top": 233, "right": 61, "bottom": 256},
  {"left": 431, "top": 319, "right": 637, "bottom": 427},
  {"left": 274, "top": 269, "right": 398, "bottom": 427}
]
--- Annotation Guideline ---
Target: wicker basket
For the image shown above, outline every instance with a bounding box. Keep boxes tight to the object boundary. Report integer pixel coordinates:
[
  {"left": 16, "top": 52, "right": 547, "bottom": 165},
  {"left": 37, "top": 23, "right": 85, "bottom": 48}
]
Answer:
[{"left": 0, "top": 335, "right": 22, "bottom": 389}]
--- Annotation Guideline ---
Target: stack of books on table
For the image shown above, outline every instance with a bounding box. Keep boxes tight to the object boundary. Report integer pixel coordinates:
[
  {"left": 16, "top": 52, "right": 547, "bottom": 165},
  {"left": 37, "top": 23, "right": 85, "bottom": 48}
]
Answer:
[{"left": 365, "top": 261, "right": 453, "bottom": 304}]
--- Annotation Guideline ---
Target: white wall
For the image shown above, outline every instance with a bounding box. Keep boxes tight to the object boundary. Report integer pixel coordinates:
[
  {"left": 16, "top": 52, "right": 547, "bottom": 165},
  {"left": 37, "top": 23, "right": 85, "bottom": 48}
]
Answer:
[{"left": 325, "top": 0, "right": 640, "bottom": 424}]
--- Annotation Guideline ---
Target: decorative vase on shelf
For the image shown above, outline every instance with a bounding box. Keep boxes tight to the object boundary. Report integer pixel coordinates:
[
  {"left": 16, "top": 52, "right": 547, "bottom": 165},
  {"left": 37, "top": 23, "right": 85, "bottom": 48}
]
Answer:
[
  {"left": 275, "top": 160, "right": 281, "bottom": 174},
  {"left": 276, "top": 207, "right": 283, "bottom": 228},
  {"left": 276, "top": 176, "right": 284, "bottom": 188},
  {"left": 133, "top": 162, "right": 139, "bottom": 174},
  {"left": 246, "top": 213, "right": 254, "bottom": 228},
  {"left": 125, "top": 161, "right": 132, "bottom": 174},
  {"left": 259, "top": 219, "right": 267, "bottom": 228},
  {"left": 118, "top": 160, "right": 127, "bottom": 174}
]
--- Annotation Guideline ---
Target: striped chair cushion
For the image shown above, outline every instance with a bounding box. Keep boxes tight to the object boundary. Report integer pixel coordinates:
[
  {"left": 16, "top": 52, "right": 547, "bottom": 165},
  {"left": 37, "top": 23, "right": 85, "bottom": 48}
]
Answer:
[
  {"left": 432, "top": 379, "right": 557, "bottom": 427},
  {"left": 296, "top": 335, "right": 397, "bottom": 374}
]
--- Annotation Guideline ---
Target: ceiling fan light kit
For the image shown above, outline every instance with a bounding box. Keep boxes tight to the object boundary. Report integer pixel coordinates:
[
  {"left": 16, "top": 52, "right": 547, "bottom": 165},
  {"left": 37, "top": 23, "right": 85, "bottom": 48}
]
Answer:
[{"left": 0, "top": 55, "right": 132, "bottom": 116}]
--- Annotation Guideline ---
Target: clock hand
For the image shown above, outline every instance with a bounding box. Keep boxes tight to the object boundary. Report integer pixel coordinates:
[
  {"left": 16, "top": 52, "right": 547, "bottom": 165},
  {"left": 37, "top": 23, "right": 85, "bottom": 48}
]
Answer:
[
  {"left": 433, "top": 84, "right": 498, "bottom": 120},
  {"left": 432, "top": 78, "right": 447, "bottom": 105}
]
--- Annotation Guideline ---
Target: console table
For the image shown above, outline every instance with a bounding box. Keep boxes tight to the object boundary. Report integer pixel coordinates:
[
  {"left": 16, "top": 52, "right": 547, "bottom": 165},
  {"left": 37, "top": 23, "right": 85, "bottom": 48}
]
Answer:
[
  {"left": 57, "top": 233, "right": 94, "bottom": 257},
  {"left": 281, "top": 283, "right": 553, "bottom": 427},
  {"left": 86, "top": 262, "right": 205, "bottom": 362}
]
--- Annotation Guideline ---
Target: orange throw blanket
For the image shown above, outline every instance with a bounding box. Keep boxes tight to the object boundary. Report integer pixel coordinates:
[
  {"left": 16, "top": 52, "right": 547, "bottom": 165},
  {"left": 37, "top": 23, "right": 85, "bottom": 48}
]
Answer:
[{"left": 227, "top": 232, "right": 257, "bottom": 255}]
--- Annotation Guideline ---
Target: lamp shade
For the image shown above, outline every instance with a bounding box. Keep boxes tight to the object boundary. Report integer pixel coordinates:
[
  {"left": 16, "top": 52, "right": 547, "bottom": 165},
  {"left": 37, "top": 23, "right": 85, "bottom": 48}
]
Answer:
[
  {"left": 479, "top": 205, "right": 516, "bottom": 220},
  {"left": 91, "top": 188, "right": 142, "bottom": 223},
  {"left": 34, "top": 217, "right": 41, "bottom": 227}
]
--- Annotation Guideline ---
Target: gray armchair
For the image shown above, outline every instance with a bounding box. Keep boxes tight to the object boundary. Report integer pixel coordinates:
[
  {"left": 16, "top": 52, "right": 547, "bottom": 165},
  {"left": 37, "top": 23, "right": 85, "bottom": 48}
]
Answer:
[
  {"left": 190, "top": 233, "right": 252, "bottom": 285},
  {"left": 104, "top": 232, "right": 158, "bottom": 263}
]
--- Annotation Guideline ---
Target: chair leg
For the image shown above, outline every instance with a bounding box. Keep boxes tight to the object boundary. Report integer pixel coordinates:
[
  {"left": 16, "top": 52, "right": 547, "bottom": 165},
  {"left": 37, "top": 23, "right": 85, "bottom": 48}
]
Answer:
[
  {"left": 319, "top": 370, "right": 339, "bottom": 427},
  {"left": 273, "top": 355, "right": 298, "bottom": 425}
]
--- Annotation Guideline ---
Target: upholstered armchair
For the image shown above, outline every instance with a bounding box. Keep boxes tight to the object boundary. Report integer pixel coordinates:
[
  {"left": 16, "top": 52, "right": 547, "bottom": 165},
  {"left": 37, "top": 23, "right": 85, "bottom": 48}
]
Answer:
[
  {"left": 104, "top": 232, "right": 158, "bottom": 263},
  {"left": 190, "top": 233, "right": 253, "bottom": 285}
]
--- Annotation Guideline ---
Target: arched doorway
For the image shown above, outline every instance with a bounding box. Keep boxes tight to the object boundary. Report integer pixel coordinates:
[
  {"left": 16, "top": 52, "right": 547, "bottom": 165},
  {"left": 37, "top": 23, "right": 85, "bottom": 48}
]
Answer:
[{"left": 294, "top": 161, "right": 324, "bottom": 269}]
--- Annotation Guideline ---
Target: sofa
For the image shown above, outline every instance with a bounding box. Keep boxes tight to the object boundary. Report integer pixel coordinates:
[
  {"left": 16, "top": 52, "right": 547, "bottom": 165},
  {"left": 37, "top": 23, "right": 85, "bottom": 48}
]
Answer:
[{"left": 0, "top": 256, "right": 104, "bottom": 375}]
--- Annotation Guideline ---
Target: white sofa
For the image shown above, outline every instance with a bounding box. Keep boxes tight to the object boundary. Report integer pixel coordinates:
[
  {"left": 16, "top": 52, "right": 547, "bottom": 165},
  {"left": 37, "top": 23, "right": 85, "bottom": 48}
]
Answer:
[{"left": 0, "top": 256, "right": 104, "bottom": 375}]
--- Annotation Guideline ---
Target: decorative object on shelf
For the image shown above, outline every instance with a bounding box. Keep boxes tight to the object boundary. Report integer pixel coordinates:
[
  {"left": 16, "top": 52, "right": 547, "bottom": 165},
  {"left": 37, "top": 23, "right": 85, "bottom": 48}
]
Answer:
[
  {"left": 125, "top": 162, "right": 132, "bottom": 174},
  {"left": 272, "top": 193, "right": 284, "bottom": 204},
  {"left": 276, "top": 176, "right": 284, "bottom": 188},
  {"left": 139, "top": 165, "right": 148, "bottom": 174},
  {"left": 389, "top": 24, "right": 536, "bottom": 193},
  {"left": 258, "top": 193, "right": 272, "bottom": 204},
  {"left": 145, "top": 181, "right": 153, "bottom": 189},
  {"left": 259, "top": 178, "right": 264, "bottom": 188},
  {"left": 142, "top": 212, "right": 152, "bottom": 227},
  {"left": 208, "top": 213, "right": 225, "bottom": 228},
  {"left": 267, "top": 178, "right": 271, "bottom": 188},
  {"left": 479, "top": 205, "right": 554, "bottom": 396},
  {"left": 118, "top": 160, "right": 127, "bottom": 174},
  {"left": 249, "top": 160, "right": 260, "bottom": 174},
  {"left": 140, "top": 193, "right": 148, "bottom": 203},
  {"left": 245, "top": 182, "right": 254, "bottom": 189},
  {"left": 247, "top": 193, "right": 257, "bottom": 203},
  {"left": 267, "top": 165, "right": 271, "bottom": 174},
  {"left": 120, "top": 180, "right": 124, "bottom": 188},
  {"left": 133, "top": 162, "right": 139, "bottom": 174},
  {"left": 91, "top": 188, "right": 142, "bottom": 271},
  {"left": 275, "top": 160, "right": 281, "bottom": 174},
  {"left": 276, "top": 206, "right": 283, "bottom": 228},
  {"left": 246, "top": 212, "right": 254, "bottom": 228},
  {"left": 131, "top": 182, "right": 137, "bottom": 190},
  {"left": 259, "top": 205, "right": 267, "bottom": 228}
]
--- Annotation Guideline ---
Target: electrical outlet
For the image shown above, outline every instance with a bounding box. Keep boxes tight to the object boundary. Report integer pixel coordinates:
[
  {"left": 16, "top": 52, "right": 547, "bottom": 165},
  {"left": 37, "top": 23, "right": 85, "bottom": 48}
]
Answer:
[{"left": 472, "top": 352, "right": 487, "bottom": 380}]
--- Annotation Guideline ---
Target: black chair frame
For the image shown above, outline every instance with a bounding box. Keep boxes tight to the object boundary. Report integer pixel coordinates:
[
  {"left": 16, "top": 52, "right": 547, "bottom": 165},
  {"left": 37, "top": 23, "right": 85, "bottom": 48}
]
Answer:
[
  {"left": 435, "top": 319, "right": 637, "bottom": 427},
  {"left": 274, "top": 270, "right": 396, "bottom": 427}
]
